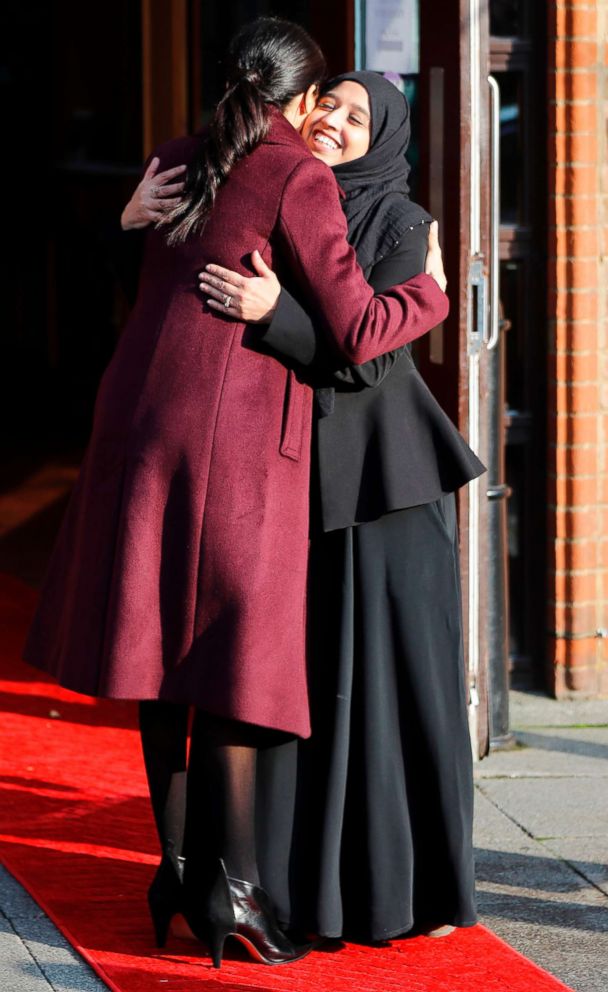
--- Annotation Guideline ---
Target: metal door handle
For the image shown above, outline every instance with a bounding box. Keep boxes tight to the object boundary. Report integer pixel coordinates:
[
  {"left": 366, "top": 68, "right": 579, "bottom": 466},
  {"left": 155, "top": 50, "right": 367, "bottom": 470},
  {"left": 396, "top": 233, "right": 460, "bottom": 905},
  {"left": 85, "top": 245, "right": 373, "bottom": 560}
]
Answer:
[{"left": 487, "top": 75, "right": 501, "bottom": 351}]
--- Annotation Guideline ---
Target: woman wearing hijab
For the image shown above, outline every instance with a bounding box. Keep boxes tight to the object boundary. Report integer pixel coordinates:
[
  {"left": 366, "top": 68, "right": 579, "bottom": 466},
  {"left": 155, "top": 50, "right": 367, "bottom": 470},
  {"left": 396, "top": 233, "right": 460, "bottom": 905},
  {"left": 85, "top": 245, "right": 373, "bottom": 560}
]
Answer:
[{"left": 199, "top": 71, "right": 484, "bottom": 943}]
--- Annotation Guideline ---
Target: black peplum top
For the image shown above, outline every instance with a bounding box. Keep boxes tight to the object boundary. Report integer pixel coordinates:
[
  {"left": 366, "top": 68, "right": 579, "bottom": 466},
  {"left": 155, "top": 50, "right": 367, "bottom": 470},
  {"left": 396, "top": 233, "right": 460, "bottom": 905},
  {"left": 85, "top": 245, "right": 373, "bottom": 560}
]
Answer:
[{"left": 261, "top": 217, "right": 486, "bottom": 532}]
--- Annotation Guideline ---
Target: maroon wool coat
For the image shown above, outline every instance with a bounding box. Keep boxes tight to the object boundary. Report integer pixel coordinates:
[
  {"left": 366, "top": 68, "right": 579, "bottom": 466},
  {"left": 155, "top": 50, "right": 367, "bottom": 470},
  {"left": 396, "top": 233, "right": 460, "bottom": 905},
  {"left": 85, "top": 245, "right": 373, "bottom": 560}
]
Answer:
[{"left": 24, "top": 111, "right": 448, "bottom": 737}]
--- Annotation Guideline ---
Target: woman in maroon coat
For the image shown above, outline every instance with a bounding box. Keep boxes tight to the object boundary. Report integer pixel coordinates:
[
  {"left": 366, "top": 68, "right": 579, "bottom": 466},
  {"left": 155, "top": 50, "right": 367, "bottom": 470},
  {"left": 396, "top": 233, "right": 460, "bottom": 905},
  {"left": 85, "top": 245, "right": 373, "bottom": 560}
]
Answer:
[{"left": 24, "top": 18, "right": 447, "bottom": 966}]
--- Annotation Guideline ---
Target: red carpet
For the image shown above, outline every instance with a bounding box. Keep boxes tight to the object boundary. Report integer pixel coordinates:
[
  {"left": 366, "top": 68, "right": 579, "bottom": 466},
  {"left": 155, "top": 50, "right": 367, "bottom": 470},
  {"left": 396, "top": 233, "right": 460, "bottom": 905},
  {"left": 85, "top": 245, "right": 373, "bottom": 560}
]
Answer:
[{"left": 0, "top": 573, "right": 574, "bottom": 992}]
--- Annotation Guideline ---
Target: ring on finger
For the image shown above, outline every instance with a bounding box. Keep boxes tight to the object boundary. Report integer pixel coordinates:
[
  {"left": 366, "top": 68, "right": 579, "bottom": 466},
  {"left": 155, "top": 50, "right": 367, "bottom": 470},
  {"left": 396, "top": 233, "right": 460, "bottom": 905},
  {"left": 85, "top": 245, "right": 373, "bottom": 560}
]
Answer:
[{"left": 223, "top": 294, "right": 232, "bottom": 308}]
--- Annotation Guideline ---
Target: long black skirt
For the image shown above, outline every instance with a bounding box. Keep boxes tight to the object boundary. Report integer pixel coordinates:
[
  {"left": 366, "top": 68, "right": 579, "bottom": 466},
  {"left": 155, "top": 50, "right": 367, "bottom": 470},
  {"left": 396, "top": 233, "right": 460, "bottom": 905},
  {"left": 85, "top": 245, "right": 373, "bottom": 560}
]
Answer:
[{"left": 256, "top": 495, "right": 477, "bottom": 941}]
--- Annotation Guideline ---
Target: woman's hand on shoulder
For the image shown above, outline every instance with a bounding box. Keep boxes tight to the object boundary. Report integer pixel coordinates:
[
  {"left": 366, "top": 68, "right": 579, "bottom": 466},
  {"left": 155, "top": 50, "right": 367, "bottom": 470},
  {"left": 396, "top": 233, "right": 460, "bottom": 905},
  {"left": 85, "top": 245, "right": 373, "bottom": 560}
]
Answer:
[
  {"left": 425, "top": 220, "right": 447, "bottom": 293},
  {"left": 120, "top": 157, "right": 186, "bottom": 231},
  {"left": 199, "top": 251, "right": 281, "bottom": 323}
]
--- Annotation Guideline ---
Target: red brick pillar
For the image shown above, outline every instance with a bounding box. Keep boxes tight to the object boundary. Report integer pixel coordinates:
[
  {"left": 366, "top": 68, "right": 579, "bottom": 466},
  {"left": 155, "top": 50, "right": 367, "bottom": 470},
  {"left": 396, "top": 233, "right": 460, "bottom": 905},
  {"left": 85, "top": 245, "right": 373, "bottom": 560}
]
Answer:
[{"left": 547, "top": 0, "right": 608, "bottom": 696}]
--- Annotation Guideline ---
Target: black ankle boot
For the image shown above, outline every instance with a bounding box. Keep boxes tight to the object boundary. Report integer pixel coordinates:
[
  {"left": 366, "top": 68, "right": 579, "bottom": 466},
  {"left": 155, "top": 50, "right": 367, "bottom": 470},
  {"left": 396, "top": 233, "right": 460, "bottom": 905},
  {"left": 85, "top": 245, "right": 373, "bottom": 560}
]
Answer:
[
  {"left": 147, "top": 851, "right": 185, "bottom": 947},
  {"left": 183, "top": 859, "right": 312, "bottom": 968}
]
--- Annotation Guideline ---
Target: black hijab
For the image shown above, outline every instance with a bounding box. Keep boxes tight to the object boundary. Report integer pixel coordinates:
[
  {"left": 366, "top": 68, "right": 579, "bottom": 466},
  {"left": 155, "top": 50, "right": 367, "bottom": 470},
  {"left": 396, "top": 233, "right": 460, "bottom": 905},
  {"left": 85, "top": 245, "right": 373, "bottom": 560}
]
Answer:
[
  {"left": 324, "top": 70, "right": 430, "bottom": 272},
  {"left": 314, "top": 72, "right": 431, "bottom": 415}
]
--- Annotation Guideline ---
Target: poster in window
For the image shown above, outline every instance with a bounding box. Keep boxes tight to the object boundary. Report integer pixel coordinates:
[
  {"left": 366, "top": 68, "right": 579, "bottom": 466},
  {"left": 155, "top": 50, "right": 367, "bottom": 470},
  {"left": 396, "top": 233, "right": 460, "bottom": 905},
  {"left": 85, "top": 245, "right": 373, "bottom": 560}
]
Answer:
[{"left": 365, "top": 0, "right": 420, "bottom": 75}]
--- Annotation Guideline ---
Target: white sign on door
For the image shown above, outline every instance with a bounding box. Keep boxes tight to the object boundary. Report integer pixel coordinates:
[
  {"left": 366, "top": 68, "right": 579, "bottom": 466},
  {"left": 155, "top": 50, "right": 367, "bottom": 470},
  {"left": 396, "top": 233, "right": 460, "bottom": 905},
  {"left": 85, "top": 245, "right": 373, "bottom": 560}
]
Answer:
[{"left": 365, "top": 0, "right": 420, "bottom": 75}]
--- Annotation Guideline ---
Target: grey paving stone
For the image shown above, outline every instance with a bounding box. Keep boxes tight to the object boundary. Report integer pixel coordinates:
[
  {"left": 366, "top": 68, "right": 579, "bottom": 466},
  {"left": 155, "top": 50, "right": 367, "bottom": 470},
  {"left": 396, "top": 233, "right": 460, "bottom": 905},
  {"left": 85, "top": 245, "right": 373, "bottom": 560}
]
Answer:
[
  {"left": 478, "top": 777, "right": 608, "bottom": 840},
  {"left": 474, "top": 738, "right": 608, "bottom": 992},
  {"left": 478, "top": 907, "right": 608, "bottom": 992},
  {"left": 0, "top": 865, "right": 47, "bottom": 920},
  {"left": 509, "top": 690, "right": 608, "bottom": 730},
  {"left": 474, "top": 787, "right": 539, "bottom": 851},
  {"left": 19, "top": 919, "right": 109, "bottom": 992},
  {"left": 515, "top": 727, "right": 608, "bottom": 763},
  {"left": 0, "top": 913, "right": 52, "bottom": 991},
  {"left": 475, "top": 844, "right": 599, "bottom": 900},
  {"left": 0, "top": 867, "right": 108, "bottom": 992},
  {"left": 476, "top": 727, "right": 608, "bottom": 779},
  {"left": 540, "top": 837, "right": 608, "bottom": 898},
  {"left": 475, "top": 789, "right": 608, "bottom": 992}
]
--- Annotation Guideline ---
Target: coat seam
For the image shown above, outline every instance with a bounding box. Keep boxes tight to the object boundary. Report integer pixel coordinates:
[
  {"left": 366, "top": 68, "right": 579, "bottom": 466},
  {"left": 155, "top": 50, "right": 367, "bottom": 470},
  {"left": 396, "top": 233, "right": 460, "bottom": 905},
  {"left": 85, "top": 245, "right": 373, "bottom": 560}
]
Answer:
[
  {"left": 275, "top": 158, "right": 333, "bottom": 270},
  {"left": 192, "top": 325, "right": 238, "bottom": 645}
]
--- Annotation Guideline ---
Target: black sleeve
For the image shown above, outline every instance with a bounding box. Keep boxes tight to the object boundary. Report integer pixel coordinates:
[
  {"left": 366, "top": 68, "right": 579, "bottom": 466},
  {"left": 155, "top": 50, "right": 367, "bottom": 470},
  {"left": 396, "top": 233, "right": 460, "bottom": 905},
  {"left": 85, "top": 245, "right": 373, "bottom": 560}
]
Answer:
[
  {"left": 259, "top": 220, "right": 430, "bottom": 387},
  {"left": 258, "top": 286, "right": 319, "bottom": 367},
  {"left": 339, "top": 221, "right": 430, "bottom": 387}
]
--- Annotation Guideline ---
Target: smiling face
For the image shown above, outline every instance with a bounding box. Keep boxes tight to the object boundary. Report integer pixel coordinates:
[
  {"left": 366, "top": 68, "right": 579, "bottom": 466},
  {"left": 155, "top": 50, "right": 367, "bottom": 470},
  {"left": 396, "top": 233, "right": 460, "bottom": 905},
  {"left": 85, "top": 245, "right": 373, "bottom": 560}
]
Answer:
[{"left": 302, "top": 80, "right": 372, "bottom": 166}]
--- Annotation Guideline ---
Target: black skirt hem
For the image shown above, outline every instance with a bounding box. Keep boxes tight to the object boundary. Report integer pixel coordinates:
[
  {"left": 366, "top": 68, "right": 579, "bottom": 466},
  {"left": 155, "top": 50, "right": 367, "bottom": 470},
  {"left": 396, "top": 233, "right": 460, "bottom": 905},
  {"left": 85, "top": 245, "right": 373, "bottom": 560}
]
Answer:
[{"left": 283, "top": 915, "right": 479, "bottom": 944}]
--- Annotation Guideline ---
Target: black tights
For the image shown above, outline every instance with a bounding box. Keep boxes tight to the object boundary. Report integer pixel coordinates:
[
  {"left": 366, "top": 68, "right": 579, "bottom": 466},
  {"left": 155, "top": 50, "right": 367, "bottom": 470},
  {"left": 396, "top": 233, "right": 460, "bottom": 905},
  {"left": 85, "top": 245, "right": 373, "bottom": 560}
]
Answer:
[
  {"left": 138, "top": 702, "right": 264, "bottom": 885},
  {"left": 139, "top": 701, "right": 189, "bottom": 870}
]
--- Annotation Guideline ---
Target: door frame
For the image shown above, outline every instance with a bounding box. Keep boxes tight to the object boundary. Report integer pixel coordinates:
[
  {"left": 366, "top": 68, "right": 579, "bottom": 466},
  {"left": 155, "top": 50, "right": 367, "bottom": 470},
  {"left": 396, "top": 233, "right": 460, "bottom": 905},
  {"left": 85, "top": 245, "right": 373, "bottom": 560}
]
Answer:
[{"left": 141, "top": 0, "right": 189, "bottom": 155}]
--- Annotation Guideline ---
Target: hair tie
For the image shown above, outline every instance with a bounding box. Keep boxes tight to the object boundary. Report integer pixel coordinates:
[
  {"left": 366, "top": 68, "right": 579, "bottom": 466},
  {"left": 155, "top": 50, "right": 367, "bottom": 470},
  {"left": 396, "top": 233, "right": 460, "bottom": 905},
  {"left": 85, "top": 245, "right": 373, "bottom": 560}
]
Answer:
[{"left": 237, "top": 66, "right": 262, "bottom": 86}]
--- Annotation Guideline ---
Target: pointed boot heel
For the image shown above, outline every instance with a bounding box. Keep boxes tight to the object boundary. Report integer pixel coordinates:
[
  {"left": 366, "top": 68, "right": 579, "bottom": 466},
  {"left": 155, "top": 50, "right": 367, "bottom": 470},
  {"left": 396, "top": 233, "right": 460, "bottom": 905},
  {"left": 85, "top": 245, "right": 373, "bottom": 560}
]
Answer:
[
  {"left": 207, "top": 922, "right": 231, "bottom": 969},
  {"left": 149, "top": 899, "right": 173, "bottom": 948},
  {"left": 224, "top": 873, "right": 311, "bottom": 965},
  {"left": 183, "top": 859, "right": 312, "bottom": 968}
]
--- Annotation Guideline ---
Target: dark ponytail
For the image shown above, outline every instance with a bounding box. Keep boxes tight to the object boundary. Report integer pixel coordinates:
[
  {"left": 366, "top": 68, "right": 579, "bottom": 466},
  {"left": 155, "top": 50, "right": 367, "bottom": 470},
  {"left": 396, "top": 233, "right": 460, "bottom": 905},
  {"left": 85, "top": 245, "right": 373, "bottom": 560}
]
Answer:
[{"left": 164, "top": 17, "right": 326, "bottom": 245}]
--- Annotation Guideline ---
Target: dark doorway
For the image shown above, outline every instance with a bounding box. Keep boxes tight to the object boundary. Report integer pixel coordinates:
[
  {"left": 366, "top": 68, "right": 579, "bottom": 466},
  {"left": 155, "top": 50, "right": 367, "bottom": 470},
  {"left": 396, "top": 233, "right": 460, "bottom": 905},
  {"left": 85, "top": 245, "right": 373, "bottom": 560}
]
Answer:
[
  {"left": 189, "top": 0, "right": 353, "bottom": 129},
  {"left": 1, "top": 1, "right": 143, "bottom": 582},
  {"left": 490, "top": 2, "right": 547, "bottom": 689},
  {"left": 2, "top": 1, "right": 143, "bottom": 456}
]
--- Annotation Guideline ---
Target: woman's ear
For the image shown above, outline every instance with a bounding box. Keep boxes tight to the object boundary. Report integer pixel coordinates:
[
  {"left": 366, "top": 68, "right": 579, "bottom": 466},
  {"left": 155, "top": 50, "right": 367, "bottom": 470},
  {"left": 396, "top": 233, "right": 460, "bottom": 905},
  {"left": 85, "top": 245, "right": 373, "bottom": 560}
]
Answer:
[{"left": 301, "top": 83, "right": 318, "bottom": 116}]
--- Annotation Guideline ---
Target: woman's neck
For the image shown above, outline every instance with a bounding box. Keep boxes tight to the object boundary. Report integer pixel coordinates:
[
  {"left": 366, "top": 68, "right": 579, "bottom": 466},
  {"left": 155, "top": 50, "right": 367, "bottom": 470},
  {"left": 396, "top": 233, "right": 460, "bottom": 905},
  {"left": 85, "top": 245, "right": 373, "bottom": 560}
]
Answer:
[{"left": 281, "top": 96, "right": 303, "bottom": 129}]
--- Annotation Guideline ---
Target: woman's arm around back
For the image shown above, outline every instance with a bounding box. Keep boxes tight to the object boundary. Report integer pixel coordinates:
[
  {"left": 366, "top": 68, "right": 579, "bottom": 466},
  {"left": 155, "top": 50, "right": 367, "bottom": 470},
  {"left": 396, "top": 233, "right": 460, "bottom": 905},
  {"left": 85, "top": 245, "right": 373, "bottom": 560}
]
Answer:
[{"left": 275, "top": 158, "right": 447, "bottom": 365}]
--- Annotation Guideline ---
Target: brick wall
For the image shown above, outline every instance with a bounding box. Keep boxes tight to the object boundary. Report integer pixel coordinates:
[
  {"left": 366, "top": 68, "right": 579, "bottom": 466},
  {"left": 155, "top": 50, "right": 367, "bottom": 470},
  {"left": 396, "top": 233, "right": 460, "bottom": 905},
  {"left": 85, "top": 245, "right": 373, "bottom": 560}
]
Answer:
[{"left": 547, "top": 0, "right": 608, "bottom": 695}]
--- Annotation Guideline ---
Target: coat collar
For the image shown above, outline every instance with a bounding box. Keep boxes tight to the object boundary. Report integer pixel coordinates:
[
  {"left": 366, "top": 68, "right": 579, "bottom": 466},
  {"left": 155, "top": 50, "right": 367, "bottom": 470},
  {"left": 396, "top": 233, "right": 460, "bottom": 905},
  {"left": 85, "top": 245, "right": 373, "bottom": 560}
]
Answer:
[
  {"left": 262, "top": 107, "right": 311, "bottom": 150},
  {"left": 263, "top": 110, "right": 344, "bottom": 198}
]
